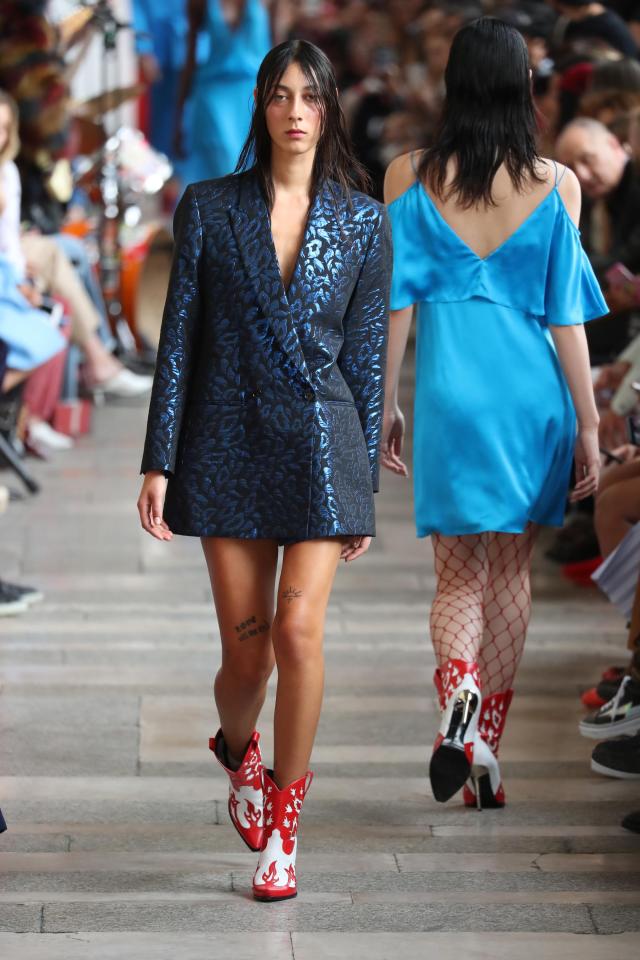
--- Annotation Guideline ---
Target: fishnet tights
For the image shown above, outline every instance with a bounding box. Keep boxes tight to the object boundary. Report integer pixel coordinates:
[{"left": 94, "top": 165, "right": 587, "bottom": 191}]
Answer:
[{"left": 430, "top": 527, "right": 536, "bottom": 697}]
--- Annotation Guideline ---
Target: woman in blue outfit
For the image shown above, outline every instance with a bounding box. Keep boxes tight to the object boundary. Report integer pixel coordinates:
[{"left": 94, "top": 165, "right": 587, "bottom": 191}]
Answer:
[
  {"left": 176, "top": 0, "right": 276, "bottom": 182},
  {"left": 138, "top": 41, "right": 390, "bottom": 901},
  {"left": 382, "top": 18, "right": 607, "bottom": 811}
]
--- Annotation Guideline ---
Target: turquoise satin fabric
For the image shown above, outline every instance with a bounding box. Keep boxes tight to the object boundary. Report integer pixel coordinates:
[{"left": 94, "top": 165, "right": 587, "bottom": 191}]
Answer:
[{"left": 388, "top": 181, "right": 609, "bottom": 537}]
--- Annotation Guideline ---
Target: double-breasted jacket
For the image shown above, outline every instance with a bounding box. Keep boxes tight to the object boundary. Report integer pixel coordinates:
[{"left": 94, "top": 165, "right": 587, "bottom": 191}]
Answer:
[{"left": 140, "top": 168, "right": 391, "bottom": 541}]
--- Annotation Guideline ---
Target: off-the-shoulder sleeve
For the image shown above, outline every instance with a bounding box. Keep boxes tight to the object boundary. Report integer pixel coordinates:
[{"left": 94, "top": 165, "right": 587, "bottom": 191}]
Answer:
[
  {"left": 545, "top": 207, "right": 608, "bottom": 326},
  {"left": 140, "top": 185, "right": 203, "bottom": 475},
  {"left": 387, "top": 189, "right": 423, "bottom": 311}
]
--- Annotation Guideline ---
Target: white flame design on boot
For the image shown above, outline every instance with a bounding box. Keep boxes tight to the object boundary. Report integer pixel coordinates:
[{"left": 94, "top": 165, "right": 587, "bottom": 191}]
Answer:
[
  {"left": 430, "top": 659, "right": 482, "bottom": 803},
  {"left": 464, "top": 689, "right": 513, "bottom": 809},
  {"left": 252, "top": 769, "right": 313, "bottom": 902},
  {"left": 209, "top": 729, "right": 264, "bottom": 852}
]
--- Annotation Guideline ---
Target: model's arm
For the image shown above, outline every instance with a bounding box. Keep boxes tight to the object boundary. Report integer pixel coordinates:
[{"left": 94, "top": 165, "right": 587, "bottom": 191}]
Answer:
[
  {"left": 550, "top": 166, "right": 600, "bottom": 502},
  {"left": 175, "top": 0, "right": 206, "bottom": 156},
  {"left": 380, "top": 153, "right": 417, "bottom": 477},
  {"left": 337, "top": 207, "right": 392, "bottom": 493},
  {"left": 138, "top": 186, "right": 203, "bottom": 539}
]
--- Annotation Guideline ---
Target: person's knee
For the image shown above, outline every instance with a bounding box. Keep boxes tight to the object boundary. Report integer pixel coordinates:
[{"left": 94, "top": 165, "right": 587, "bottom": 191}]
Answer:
[
  {"left": 272, "top": 610, "right": 322, "bottom": 668},
  {"left": 221, "top": 645, "right": 274, "bottom": 690}
]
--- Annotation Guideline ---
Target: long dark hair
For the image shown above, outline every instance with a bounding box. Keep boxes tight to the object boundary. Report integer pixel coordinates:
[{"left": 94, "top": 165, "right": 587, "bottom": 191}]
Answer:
[
  {"left": 418, "top": 17, "right": 543, "bottom": 207},
  {"left": 236, "top": 40, "right": 370, "bottom": 208}
]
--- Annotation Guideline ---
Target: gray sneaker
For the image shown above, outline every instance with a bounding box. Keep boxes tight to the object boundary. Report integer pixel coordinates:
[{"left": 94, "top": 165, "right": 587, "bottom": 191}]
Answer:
[{"left": 579, "top": 676, "right": 640, "bottom": 740}]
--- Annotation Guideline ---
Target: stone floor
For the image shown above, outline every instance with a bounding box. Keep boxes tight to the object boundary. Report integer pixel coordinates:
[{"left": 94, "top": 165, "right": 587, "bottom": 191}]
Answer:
[{"left": 1, "top": 380, "right": 640, "bottom": 958}]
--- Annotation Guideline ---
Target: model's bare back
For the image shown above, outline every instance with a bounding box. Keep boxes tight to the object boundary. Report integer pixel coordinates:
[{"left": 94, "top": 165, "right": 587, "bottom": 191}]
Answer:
[{"left": 385, "top": 152, "right": 582, "bottom": 261}]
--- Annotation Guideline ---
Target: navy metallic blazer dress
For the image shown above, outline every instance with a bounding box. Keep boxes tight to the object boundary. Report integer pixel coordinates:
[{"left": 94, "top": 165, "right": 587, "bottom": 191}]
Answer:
[{"left": 140, "top": 168, "right": 391, "bottom": 541}]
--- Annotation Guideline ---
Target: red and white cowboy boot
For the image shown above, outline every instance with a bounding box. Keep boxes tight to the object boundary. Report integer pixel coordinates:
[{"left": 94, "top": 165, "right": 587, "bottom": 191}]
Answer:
[
  {"left": 209, "top": 729, "right": 264, "bottom": 852},
  {"left": 430, "top": 659, "right": 482, "bottom": 803},
  {"left": 463, "top": 689, "right": 513, "bottom": 810},
  {"left": 252, "top": 769, "right": 313, "bottom": 902}
]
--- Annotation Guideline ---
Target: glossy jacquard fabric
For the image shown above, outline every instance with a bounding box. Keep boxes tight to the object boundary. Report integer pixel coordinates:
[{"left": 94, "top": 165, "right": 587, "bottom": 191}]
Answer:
[{"left": 141, "top": 169, "right": 391, "bottom": 541}]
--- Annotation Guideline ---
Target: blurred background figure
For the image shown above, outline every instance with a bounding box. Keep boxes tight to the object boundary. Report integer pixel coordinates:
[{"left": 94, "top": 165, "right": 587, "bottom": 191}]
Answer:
[{"left": 176, "top": 0, "right": 281, "bottom": 183}]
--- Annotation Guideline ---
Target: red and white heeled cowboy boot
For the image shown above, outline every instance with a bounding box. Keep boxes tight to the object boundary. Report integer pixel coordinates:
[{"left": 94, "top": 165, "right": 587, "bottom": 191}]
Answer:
[
  {"left": 252, "top": 769, "right": 313, "bottom": 902},
  {"left": 430, "top": 659, "right": 482, "bottom": 803},
  {"left": 209, "top": 729, "right": 264, "bottom": 852},
  {"left": 463, "top": 689, "right": 513, "bottom": 810}
]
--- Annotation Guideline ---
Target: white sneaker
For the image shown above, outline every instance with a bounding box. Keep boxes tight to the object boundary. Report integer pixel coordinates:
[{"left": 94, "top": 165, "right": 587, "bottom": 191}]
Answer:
[
  {"left": 94, "top": 368, "right": 153, "bottom": 399},
  {"left": 28, "top": 420, "right": 74, "bottom": 455},
  {"left": 0, "top": 485, "right": 8, "bottom": 514}
]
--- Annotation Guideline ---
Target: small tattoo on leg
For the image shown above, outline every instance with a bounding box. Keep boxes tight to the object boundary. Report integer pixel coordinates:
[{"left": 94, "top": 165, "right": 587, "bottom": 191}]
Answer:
[
  {"left": 282, "top": 586, "right": 302, "bottom": 604},
  {"left": 234, "top": 615, "right": 270, "bottom": 642}
]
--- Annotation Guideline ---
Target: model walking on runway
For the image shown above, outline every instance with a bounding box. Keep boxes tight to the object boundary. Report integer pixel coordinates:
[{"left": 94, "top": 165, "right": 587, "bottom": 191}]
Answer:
[
  {"left": 382, "top": 18, "right": 607, "bottom": 810},
  {"left": 138, "top": 40, "right": 391, "bottom": 900}
]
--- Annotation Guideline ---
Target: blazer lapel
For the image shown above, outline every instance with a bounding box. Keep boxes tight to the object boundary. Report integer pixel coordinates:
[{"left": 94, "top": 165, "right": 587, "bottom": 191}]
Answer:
[{"left": 229, "top": 172, "right": 313, "bottom": 388}]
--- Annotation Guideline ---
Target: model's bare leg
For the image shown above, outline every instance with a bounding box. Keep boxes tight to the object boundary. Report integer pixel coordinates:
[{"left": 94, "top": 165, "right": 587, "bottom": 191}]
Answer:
[
  {"left": 271, "top": 538, "right": 342, "bottom": 788},
  {"left": 201, "top": 537, "right": 279, "bottom": 761}
]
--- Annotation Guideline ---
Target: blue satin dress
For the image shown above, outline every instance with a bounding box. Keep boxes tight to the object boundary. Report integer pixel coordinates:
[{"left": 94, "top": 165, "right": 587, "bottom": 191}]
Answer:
[
  {"left": 388, "top": 177, "right": 608, "bottom": 537},
  {"left": 181, "top": 0, "right": 271, "bottom": 184}
]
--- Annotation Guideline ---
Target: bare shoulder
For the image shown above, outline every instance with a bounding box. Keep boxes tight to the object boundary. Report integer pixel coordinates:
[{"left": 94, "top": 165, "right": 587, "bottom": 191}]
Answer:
[
  {"left": 384, "top": 151, "right": 420, "bottom": 205},
  {"left": 557, "top": 165, "right": 582, "bottom": 227},
  {"left": 539, "top": 157, "right": 581, "bottom": 226}
]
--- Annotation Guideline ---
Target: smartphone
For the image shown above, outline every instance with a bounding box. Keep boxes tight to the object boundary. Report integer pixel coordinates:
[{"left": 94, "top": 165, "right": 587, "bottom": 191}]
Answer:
[
  {"left": 628, "top": 414, "right": 640, "bottom": 446},
  {"left": 605, "top": 262, "right": 640, "bottom": 299}
]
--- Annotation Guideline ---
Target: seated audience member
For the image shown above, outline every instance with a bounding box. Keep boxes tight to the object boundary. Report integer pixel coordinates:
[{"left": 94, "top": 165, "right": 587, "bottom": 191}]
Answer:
[
  {"left": 0, "top": 91, "right": 151, "bottom": 400},
  {"left": 556, "top": 117, "right": 640, "bottom": 359},
  {"left": 550, "top": 0, "right": 639, "bottom": 58},
  {"left": 581, "top": 450, "right": 640, "bottom": 793},
  {"left": 595, "top": 333, "right": 640, "bottom": 448}
]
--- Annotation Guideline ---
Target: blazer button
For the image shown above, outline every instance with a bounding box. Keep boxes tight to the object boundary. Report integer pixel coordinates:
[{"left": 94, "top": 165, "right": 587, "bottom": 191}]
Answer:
[{"left": 304, "top": 388, "right": 315, "bottom": 401}]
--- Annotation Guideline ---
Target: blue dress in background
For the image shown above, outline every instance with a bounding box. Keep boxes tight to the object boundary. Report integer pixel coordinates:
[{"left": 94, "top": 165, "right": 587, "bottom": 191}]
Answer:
[
  {"left": 387, "top": 174, "right": 608, "bottom": 538},
  {"left": 181, "top": 0, "right": 271, "bottom": 184}
]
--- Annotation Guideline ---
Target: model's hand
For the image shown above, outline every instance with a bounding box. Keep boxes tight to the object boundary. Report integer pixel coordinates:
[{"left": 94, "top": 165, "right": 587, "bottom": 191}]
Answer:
[
  {"left": 137, "top": 471, "right": 173, "bottom": 541},
  {"left": 340, "top": 536, "right": 372, "bottom": 562},
  {"left": 381, "top": 404, "right": 408, "bottom": 476},
  {"left": 570, "top": 426, "right": 600, "bottom": 502}
]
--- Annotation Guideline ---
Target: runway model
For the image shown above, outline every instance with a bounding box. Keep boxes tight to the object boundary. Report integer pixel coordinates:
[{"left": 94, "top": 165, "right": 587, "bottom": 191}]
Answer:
[
  {"left": 138, "top": 40, "right": 391, "bottom": 900},
  {"left": 176, "top": 0, "right": 273, "bottom": 182},
  {"left": 382, "top": 18, "right": 607, "bottom": 810}
]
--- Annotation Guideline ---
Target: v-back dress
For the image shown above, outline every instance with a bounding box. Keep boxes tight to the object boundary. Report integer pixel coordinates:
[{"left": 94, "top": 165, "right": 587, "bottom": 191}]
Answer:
[
  {"left": 387, "top": 167, "right": 608, "bottom": 537},
  {"left": 181, "top": 0, "right": 271, "bottom": 184}
]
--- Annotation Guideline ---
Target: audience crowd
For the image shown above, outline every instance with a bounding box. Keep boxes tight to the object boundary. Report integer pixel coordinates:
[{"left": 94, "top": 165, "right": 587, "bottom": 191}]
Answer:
[{"left": 0, "top": 0, "right": 638, "bottom": 817}]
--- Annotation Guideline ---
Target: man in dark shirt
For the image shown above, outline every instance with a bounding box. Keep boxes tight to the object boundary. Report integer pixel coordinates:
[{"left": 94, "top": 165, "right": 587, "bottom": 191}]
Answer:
[
  {"left": 556, "top": 117, "right": 640, "bottom": 360},
  {"left": 551, "top": 0, "right": 639, "bottom": 57}
]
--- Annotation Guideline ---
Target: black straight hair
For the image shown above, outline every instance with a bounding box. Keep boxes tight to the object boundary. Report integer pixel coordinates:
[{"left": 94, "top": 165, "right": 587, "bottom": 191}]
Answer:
[
  {"left": 236, "top": 39, "right": 371, "bottom": 208},
  {"left": 418, "top": 17, "right": 544, "bottom": 207}
]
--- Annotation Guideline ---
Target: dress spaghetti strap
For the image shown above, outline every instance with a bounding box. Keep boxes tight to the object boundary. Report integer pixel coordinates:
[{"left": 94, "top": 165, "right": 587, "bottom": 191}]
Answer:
[{"left": 553, "top": 160, "right": 568, "bottom": 187}]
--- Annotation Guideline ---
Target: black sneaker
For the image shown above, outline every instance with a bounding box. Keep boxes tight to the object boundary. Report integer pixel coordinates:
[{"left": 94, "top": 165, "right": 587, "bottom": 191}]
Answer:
[
  {"left": 596, "top": 675, "right": 625, "bottom": 703},
  {"left": 580, "top": 676, "right": 640, "bottom": 739},
  {"left": 622, "top": 810, "right": 640, "bottom": 833},
  {"left": 0, "top": 582, "right": 27, "bottom": 617},
  {"left": 0, "top": 808, "right": 6, "bottom": 833},
  {"left": 0, "top": 579, "right": 43, "bottom": 605},
  {"left": 591, "top": 733, "right": 640, "bottom": 780}
]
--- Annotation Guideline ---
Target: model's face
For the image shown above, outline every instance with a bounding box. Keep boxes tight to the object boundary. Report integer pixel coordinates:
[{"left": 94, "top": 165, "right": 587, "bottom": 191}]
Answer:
[
  {"left": 556, "top": 127, "right": 627, "bottom": 199},
  {"left": 264, "top": 62, "right": 323, "bottom": 157},
  {"left": 0, "top": 105, "right": 12, "bottom": 156}
]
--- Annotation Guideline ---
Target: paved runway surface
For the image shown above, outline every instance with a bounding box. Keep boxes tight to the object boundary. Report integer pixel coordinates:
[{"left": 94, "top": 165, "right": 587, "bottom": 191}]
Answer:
[{"left": 1, "top": 376, "right": 639, "bottom": 958}]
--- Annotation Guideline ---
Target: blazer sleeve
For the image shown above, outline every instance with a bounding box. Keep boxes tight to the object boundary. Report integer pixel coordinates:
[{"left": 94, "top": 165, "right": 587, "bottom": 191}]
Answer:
[
  {"left": 338, "top": 207, "right": 392, "bottom": 493},
  {"left": 140, "top": 185, "right": 203, "bottom": 474}
]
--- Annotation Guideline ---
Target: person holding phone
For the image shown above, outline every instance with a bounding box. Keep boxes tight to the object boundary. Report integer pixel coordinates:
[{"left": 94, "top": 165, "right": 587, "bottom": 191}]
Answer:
[{"left": 382, "top": 18, "right": 607, "bottom": 810}]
